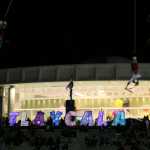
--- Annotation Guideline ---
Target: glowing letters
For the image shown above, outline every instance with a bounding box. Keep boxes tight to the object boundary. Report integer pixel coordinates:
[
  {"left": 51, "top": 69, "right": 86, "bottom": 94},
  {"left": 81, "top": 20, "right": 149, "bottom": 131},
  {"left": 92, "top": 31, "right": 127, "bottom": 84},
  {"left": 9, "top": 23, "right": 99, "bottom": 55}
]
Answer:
[
  {"left": 8, "top": 110, "right": 126, "bottom": 127},
  {"left": 21, "top": 112, "right": 29, "bottom": 126},
  {"left": 50, "top": 111, "right": 62, "bottom": 126},
  {"left": 80, "top": 111, "right": 94, "bottom": 126},
  {"left": 112, "top": 111, "right": 126, "bottom": 126},
  {"left": 97, "top": 111, "right": 104, "bottom": 126},
  {"left": 32, "top": 111, "right": 45, "bottom": 126},
  {"left": 65, "top": 111, "right": 77, "bottom": 126},
  {"left": 9, "top": 112, "right": 19, "bottom": 126}
]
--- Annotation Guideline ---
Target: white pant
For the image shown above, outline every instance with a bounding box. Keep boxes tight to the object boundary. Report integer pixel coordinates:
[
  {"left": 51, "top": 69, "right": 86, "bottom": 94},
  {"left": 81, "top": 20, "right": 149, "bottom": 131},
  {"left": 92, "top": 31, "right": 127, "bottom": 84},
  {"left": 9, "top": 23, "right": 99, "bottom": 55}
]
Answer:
[{"left": 129, "top": 73, "right": 142, "bottom": 83}]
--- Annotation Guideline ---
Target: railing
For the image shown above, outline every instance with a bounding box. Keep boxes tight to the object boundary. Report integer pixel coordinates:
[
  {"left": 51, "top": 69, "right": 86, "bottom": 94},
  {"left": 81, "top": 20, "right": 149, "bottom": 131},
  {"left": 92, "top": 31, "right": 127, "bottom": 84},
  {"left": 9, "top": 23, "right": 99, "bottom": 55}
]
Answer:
[
  {"left": 15, "top": 106, "right": 150, "bottom": 111},
  {"left": 0, "top": 63, "right": 150, "bottom": 84}
]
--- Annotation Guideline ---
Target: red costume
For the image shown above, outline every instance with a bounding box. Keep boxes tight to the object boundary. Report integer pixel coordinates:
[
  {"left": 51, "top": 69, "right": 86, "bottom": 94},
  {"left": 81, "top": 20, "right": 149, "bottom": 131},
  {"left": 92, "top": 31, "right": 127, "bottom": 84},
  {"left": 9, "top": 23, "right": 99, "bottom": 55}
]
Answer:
[{"left": 131, "top": 62, "right": 139, "bottom": 74}]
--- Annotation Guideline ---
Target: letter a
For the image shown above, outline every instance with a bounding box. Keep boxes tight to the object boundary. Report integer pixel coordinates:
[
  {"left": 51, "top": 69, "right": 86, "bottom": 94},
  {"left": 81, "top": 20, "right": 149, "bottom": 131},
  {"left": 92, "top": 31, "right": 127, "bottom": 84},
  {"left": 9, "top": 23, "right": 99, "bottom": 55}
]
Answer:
[
  {"left": 32, "top": 111, "right": 45, "bottom": 126},
  {"left": 80, "top": 111, "right": 94, "bottom": 126}
]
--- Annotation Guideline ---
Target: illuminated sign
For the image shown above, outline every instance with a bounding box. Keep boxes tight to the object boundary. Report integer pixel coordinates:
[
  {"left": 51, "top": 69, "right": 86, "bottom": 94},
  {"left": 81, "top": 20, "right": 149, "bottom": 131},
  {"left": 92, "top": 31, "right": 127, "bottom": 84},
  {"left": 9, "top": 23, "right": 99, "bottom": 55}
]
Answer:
[
  {"left": 9, "top": 112, "right": 19, "bottom": 126},
  {"left": 80, "top": 111, "right": 94, "bottom": 126},
  {"left": 97, "top": 111, "right": 104, "bottom": 126},
  {"left": 21, "top": 112, "right": 29, "bottom": 126},
  {"left": 9, "top": 110, "right": 126, "bottom": 127},
  {"left": 112, "top": 111, "right": 125, "bottom": 126},
  {"left": 32, "top": 111, "right": 45, "bottom": 126},
  {"left": 65, "top": 111, "right": 77, "bottom": 126},
  {"left": 50, "top": 111, "right": 62, "bottom": 126}
]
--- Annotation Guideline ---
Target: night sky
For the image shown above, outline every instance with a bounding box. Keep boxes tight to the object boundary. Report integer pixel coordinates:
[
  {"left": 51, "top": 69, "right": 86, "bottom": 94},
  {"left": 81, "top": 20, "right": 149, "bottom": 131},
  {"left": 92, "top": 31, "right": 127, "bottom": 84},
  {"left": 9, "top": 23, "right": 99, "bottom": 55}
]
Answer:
[{"left": 0, "top": 0, "right": 150, "bottom": 68}]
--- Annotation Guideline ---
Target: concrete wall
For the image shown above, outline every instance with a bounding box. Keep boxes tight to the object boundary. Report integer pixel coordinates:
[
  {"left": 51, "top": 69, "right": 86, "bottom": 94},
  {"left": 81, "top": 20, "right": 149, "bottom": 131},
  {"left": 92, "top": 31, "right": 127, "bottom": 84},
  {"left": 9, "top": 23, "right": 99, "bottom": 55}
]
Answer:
[{"left": 0, "top": 63, "right": 149, "bottom": 84}]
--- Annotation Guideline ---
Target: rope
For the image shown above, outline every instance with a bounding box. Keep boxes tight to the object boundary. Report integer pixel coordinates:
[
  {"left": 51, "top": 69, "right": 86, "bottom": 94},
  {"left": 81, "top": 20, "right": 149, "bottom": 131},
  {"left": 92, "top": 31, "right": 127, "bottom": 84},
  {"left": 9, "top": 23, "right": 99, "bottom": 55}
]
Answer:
[
  {"left": 4, "top": 0, "right": 14, "bottom": 20},
  {"left": 133, "top": 0, "right": 136, "bottom": 56}
]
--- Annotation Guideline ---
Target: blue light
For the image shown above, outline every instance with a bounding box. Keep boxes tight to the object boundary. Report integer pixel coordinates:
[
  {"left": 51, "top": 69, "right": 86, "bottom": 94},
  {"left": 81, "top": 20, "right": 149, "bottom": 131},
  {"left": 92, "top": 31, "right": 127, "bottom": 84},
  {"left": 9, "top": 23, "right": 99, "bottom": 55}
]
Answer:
[
  {"left": 112, "top": 111, "right": 126, "bottom": 126},
  {"left": 50, "top": 111, "right": 63, "bottom": 126}
]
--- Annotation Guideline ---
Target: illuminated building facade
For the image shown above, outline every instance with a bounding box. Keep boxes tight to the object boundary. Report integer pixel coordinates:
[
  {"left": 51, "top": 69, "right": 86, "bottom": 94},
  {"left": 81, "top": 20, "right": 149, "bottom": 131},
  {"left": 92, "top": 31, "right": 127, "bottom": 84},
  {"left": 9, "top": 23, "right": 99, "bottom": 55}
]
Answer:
[{"left": 0, "top": 63, "right": 150, "bottom": 120}]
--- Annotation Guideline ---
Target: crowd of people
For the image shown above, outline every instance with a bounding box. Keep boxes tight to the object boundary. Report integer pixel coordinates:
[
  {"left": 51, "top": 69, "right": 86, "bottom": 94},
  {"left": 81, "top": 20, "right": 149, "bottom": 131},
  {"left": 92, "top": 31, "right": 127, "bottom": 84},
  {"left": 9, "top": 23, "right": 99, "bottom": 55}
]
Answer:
[{"left": 0, "top": 115, "right": 150, "bottom": 150}]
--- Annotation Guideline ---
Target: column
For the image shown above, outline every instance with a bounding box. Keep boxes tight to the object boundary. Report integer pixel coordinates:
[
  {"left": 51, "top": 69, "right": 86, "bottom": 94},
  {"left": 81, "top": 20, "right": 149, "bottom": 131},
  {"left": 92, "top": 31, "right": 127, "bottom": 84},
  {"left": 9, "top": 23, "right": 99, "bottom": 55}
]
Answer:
[
  {"left": 8, "top": 85, "right": 15, "bottom": 114},
  {"left": 1, "top": 86, "right": 9, "bottom": 117},
  {"left": 0, "top": 86, "right": 4, "bottom": 119}
]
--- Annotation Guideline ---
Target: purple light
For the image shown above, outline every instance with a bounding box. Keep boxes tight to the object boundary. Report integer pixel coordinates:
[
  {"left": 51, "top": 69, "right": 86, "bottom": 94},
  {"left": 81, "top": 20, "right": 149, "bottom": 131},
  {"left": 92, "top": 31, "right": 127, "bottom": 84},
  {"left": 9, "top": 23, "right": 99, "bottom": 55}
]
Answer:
[
  {"left": 32, "top": 111, "right": 45, "bottom": 126},
  {"left": 80, "top": 111, "right": 94, "bottom": 126},
  {"left": 97, "top": 111, "right": 104, "bottom": 126},
  {"left": 9, "top": 112, "right": 20, "bottom": 126}
]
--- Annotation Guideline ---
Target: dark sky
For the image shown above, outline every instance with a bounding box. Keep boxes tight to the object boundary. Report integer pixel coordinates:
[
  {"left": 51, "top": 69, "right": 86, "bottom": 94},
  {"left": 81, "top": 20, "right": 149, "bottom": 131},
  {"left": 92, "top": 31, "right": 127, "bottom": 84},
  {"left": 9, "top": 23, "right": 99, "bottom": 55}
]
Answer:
[{"left": 0, "top": 0, "right": 150, "bottom": 68}]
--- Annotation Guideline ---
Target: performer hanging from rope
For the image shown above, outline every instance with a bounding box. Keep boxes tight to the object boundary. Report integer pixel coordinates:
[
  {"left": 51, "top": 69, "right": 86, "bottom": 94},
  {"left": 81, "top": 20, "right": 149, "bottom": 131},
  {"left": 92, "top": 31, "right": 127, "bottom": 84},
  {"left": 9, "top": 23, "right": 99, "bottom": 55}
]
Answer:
[
  {"left": 125, "top": 56, "right": 142, "bottom": 91},
  {"left": 0, "top": 20, "right": 7, "bottom": 48},
  {"left": 66, "top": 79, "right": 74, "bottom": 100}
]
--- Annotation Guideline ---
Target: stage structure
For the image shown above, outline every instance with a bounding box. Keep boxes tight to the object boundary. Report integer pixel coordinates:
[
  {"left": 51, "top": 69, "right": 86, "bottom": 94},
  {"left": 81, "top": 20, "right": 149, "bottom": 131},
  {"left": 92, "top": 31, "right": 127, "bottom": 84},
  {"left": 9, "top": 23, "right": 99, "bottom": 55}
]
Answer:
[{"left": 0, "top": 63, "right": 150, "bottom": 121}]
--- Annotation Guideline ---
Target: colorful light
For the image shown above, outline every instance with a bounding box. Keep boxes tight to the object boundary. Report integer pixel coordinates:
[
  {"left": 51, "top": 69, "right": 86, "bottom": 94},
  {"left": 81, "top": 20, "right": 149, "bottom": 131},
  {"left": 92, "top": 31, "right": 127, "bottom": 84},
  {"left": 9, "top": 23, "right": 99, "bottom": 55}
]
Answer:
[
  {"left": 8, "top": 109, "right": 127, "bottom": 127},
  {"left": 50, "top": 111, "right": 63, "bottom": 126}
]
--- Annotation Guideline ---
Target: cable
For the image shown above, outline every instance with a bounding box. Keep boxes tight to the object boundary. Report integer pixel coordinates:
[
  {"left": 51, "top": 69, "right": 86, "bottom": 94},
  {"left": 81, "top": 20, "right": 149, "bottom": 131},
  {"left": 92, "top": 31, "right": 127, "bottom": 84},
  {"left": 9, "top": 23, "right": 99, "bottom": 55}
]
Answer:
[
  {"left": 133, "top": 0, "right": 136, "bottom": 56},
  {"left": 4, "top": 0, "right": 14, "bottom": 20}
]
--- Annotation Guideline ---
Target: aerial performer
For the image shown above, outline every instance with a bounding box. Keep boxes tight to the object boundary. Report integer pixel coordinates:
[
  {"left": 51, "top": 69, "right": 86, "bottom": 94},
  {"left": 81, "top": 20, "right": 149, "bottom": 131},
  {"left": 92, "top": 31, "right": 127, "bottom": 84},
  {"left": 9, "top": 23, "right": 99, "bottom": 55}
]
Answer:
[
  {"left": 125, "top": 56, "right": 141, "bottom": 91},
  {"left": 66, "top": 79, "right": 74, "bottom": 100},
  {"left": 0, "top": 20, "right": 7, "bottom": 48}
]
